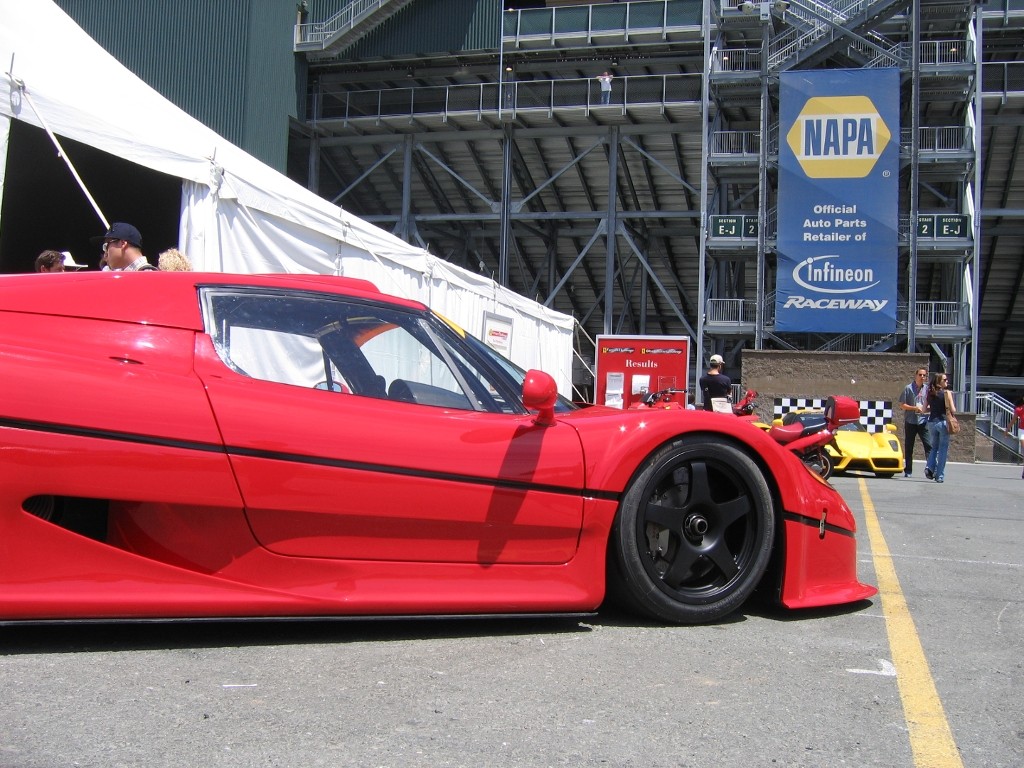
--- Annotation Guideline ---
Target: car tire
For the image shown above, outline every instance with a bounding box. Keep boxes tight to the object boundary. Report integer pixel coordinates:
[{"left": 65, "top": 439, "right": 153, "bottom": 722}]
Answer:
[{"left": 611, "top": 437, "right": 775, "bottom": 624}]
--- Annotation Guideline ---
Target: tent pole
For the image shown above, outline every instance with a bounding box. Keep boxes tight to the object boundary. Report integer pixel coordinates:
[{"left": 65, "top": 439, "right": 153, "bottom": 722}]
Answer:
[{"left": 5, "top": 67, "right": 109, "bottom": 229}]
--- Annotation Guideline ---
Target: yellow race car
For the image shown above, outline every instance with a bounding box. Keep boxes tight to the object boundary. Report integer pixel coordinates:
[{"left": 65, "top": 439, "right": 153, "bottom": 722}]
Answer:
[{"left": 826, "top": 422, "right": 905, "bottom": 478}]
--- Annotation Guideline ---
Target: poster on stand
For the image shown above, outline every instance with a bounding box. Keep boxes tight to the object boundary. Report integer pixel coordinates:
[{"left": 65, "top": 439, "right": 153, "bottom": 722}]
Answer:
[
  {"left": 482, "top": 312, "right": 513, "bottom": 355},
  {"left": 595, "top": 335, "right": 690, "bottom": 409}
]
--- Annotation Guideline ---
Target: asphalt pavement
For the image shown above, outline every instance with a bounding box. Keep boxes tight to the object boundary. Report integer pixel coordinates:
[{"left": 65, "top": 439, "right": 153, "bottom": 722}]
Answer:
[{"left": 1, "top": 462, "right": 1021, "bottom": 768}]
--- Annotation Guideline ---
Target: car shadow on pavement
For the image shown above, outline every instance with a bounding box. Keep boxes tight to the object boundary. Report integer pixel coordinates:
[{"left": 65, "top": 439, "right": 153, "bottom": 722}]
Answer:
[
  {"left": 0, "top": 614, "right": 597, "bottom": 655},
  {"left": 743, "top": 597, "right": 878, "bottom": 623}
]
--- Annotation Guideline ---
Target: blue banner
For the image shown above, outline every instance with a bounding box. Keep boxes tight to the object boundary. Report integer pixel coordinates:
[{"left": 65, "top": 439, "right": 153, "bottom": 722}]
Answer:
[{"left": 776, "top": 69, "right": 900, "bottom": 333}]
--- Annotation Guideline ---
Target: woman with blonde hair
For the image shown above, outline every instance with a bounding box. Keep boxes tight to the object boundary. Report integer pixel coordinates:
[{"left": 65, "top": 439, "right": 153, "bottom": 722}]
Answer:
[{"left": 157, "top": 248, "right": 192, "bottom": 272}]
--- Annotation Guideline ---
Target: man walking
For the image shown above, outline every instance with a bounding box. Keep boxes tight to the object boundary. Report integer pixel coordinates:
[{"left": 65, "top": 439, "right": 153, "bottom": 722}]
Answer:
[{"left": 898, "top": 367, "right": 932, "bottom": 477}]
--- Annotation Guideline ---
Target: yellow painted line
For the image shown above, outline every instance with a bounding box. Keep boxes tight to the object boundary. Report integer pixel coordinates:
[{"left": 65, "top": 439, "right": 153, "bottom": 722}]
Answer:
[{"left": 858, "top": 478, "right": 963, "bottom": 768}]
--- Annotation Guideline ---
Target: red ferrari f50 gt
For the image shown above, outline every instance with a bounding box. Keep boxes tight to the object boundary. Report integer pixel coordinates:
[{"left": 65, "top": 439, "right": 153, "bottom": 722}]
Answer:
[{"left": 0, "top": 272, "right": 876, "bottom": 624}]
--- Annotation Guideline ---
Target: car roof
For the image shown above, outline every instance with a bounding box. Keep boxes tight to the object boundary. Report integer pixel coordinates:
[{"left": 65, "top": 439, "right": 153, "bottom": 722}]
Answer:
[{"left": 0, "top": 271, "right": 426, "bottom": 330}]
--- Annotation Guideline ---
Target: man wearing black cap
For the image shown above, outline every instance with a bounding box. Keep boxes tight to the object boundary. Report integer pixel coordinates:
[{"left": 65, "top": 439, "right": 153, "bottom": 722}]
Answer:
[{"left": 92, "top": 222, "right": 157, "bottom": 271}]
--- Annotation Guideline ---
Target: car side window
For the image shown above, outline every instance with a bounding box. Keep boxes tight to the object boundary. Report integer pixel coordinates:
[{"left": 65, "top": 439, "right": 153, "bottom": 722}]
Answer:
[{"left": 200, "top": 287, "right": 516, "bottom": 413}]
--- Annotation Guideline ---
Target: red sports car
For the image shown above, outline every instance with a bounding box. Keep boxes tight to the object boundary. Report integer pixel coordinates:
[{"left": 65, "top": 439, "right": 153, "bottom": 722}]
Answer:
[{"left": 0, "top": 272, "right": 876, "bottom": 624}]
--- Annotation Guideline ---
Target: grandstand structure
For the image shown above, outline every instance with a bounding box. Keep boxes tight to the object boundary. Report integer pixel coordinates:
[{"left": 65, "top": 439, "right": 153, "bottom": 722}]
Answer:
[{"left": 289, "top": 0, "right": 1024, "bottom": 401}]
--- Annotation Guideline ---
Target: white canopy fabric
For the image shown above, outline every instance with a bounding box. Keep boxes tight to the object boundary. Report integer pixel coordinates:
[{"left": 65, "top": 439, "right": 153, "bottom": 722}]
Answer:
[{"left": 0, "top": 0, "right": 575, "bottom": 393}]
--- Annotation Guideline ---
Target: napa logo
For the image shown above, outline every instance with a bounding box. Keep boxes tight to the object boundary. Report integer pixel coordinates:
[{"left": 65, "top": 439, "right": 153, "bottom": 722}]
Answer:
[{"left": 786, "top": 95, "right": 891, "bottom": 179}]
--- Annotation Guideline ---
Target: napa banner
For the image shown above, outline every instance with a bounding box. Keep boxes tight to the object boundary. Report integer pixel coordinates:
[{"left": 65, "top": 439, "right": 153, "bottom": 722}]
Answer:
[{"left": 776, "top": 68, "right": 899, "bottom": 333}]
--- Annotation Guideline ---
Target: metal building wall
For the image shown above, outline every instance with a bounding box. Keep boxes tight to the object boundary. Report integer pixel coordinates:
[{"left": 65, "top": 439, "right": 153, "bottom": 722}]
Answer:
[{"left": 54, "top": 0, "right": 298, "bottom": 172}]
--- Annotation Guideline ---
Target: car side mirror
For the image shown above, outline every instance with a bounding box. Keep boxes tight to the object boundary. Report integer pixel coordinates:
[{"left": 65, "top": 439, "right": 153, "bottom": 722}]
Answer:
[
  {"left": 522, "top": 369, "right": 558, "bottom": 426},
  {"left": 885, "top": 424, "right": 897, "bottom": 434}
]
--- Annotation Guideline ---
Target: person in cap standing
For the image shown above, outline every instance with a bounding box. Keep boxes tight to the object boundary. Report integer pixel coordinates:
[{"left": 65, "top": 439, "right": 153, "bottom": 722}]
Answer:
[
  {"left": 91, "top": 222, "right": 157, "bottom": 271},
  {"left": 699, "top": 354, "right": 732, "bottom": 411}
]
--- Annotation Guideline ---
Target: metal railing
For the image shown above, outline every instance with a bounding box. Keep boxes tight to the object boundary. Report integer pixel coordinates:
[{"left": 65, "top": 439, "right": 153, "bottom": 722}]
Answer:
[
  {"left": 919, "top": 39, "right": 976, "bottom": 66},
  {"left": 915, "top": 301, "right": 970, "bottom": 328},
  {"left": 711, "top": 125, "right": 972, "bottom": 158},
  {"left": 506, "top": 0, "right": 698, "bottom": 46},
  {"left": 295, "top": 0, "right": 393, "bottom": 49},
  {"left": 711, "top": 47, "right": 762, "bottom": 73},
  {"left": 310, "top": 73, "right": 703, "bottom": 122},
  {"left": 767, "top": 0, "right": 870, "bottom": 67},
  {"left": 976, "top": 391, "right": 1023, "bottom": 459},
  {"left": 710, "top": 130, "right": 760, "bottom": 156},
  {"left": 705, "top": 299, "right": 967, "bottom": 332},
  {"left": 706, "top": 298, "right": 758, "bottom": 325},
  {"left": 982, "top": 61, "right": 1024, "bottom": 96},
  {"left": 901, "top": 126, "right": 973, "bottom": 153}
]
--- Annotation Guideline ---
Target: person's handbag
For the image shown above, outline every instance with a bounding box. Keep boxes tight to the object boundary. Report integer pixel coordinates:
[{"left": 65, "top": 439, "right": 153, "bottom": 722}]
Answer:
[{"left": 945, "top": 391, "right": 961, "bottom": 434}]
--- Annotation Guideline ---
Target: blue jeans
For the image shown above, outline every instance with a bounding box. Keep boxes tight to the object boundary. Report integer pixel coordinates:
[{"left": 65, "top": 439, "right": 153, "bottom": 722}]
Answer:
[{"left": 926, "top": 419, "right": 950, "bottom": 480}]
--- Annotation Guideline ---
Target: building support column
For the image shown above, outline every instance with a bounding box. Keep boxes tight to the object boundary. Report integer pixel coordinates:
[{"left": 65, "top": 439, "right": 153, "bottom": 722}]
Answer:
[
  {"left": 499, "top": 123, "right": 514, "bottom": 286},
  {"left": 603, "top": 126, "right": 620, "bottom": 334}
]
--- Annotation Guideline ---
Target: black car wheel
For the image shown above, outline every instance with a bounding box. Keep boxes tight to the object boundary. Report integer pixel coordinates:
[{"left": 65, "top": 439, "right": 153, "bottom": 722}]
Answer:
[{"left": 611, "top": 438, "right": 775, "bottom": 624}]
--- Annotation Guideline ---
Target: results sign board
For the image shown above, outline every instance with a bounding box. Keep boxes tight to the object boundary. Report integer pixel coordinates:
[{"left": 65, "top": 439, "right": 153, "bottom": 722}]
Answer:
[{"left": 594, "top": 335, "right": 690, "bottom": 409}]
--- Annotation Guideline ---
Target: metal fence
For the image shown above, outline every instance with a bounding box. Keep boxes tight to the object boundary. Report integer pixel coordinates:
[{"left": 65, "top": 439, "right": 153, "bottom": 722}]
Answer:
[
  {"left": 710, "top": 130, "right": 760, "bottom": 156},
  {"left": 311, "top": 73, "right": 704, "bottom": 121},
  {"left": 508, "top": 0, "right": 699, "bottom": 43},
  {"left": 976, "top": 391, "right": 1023, "bottom": 459},
  {"left": 900, "top": 125, "right": 973, "bottom": 152}
]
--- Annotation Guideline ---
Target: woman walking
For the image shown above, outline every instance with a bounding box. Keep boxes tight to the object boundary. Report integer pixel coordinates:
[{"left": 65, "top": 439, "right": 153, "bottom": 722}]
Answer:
[{"left": 924, "top": 372, "right": 957, "bottom": 483}]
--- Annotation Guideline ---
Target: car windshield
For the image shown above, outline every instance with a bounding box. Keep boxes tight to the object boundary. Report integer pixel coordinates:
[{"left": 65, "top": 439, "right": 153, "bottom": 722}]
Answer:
[
  {"left": 449, "top": 317, "right": 578, "bottom": 413},
  {"left": 200, "top": 287, "right": 567, "bottom": 415}
]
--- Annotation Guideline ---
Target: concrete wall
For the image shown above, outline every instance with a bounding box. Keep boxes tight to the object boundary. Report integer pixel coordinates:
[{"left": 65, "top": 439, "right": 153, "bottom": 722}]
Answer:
[{"left": 740, "top": 350, "right": 975, "bottom": 463}]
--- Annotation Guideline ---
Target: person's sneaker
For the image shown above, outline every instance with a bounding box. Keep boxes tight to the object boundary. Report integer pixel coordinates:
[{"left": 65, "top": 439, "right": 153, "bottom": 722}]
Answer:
[
  {"left": 925, "top": 468, "right": 934, "bottom": 480},
  {"left": 904, "top": 471, "right": 912, "bottom": 478},
  {"left": 936, "top": 476, "right": 944, "bottom": 483}
]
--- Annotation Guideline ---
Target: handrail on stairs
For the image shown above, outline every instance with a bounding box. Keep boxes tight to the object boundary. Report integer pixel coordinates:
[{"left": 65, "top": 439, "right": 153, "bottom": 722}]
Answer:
[
  {"left": 296, "top": 0, "right": 392, "bottom": 49},
  {"left": 976, "top": 391, "right": 1023, "bottom": 459}
]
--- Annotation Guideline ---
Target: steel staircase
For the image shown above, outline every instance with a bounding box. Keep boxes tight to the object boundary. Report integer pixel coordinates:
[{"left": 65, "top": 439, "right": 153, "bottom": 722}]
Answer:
[
  {"left": 769, "top": 0, "right": 908, "bottom": 71},
  {"left": 294, "top": 0, "right": 416, "bottom": 56}
]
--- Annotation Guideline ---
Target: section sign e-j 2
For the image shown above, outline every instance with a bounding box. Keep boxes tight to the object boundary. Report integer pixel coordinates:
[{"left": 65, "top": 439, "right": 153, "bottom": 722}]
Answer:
[{"left": 775, "top": 68, "right": 900, "bottom": 334}]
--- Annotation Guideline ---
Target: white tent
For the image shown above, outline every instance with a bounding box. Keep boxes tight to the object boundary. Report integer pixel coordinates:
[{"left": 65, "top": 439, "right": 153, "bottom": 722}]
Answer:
[{"left": 0, "top": 0, "right": 576, "bottom": 394}]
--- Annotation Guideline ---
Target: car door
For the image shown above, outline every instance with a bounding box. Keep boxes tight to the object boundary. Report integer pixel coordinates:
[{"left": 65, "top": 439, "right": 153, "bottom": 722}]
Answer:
[{"left": 193, "top": 287, "right": 586, "bottom": 566}]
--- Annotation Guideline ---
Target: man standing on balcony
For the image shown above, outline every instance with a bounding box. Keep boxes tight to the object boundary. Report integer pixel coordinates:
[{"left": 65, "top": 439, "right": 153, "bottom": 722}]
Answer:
[
  {"left": 597, "top": 71, "right": 613, "bottom": 105},
  {"left": 898, "top": 367, "right": 932, "bottom": 477}
]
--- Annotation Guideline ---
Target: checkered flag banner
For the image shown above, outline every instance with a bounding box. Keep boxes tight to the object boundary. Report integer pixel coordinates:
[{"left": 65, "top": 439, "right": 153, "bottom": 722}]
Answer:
[{"left": 774, "top": 398, "right": 893, "bottom": 433}]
